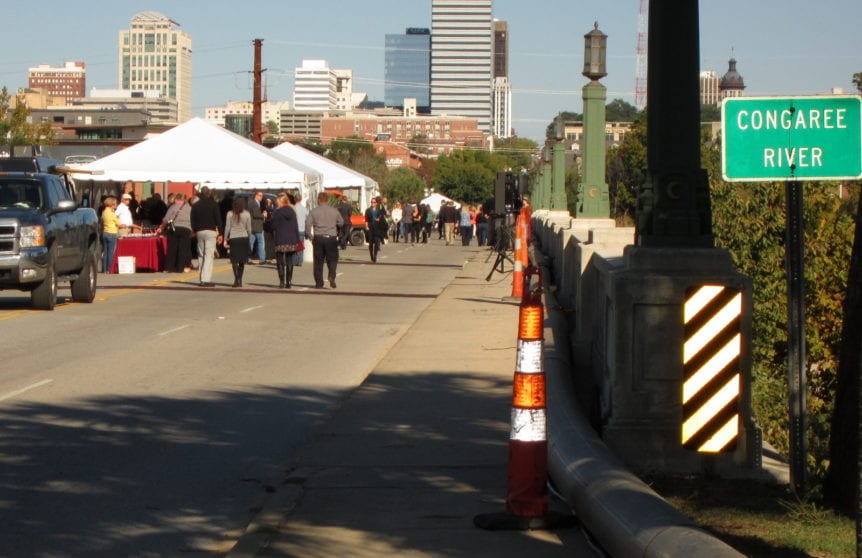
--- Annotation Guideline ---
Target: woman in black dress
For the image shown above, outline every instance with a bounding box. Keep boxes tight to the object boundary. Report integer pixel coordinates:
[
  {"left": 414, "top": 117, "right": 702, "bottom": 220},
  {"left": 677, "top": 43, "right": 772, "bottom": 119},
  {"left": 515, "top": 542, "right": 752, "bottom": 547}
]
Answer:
[{"left": 271, "top": 192, "right": 301, "bottom": 288}]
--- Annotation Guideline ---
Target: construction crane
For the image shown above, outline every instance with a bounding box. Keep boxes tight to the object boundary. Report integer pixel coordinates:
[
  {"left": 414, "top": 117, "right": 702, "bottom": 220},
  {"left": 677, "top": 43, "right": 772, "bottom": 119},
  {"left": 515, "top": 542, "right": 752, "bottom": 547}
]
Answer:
[{"left": 634, "top": 0, "right": 648, "bottom": 108}]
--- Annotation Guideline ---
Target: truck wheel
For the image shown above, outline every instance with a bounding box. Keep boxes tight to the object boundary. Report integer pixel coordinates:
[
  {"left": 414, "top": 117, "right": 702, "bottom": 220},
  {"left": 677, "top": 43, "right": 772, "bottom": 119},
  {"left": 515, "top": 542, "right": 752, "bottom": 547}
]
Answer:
[
  {"left": 71, "top": 253, "right": 97, "bottom": 303},
  {"left": 31, "top": 263, "right": 57, "bottom": 310},
  {"left": 349, "top": 229, "right": 366, "bottom": 246}
]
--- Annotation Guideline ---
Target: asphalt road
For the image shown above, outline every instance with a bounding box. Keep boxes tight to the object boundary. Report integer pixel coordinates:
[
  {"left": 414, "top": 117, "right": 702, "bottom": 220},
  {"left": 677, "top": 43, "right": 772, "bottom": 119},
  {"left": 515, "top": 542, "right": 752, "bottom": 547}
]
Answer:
[{"left": 0, "top": 240, "right": 473, "bottom": 557}]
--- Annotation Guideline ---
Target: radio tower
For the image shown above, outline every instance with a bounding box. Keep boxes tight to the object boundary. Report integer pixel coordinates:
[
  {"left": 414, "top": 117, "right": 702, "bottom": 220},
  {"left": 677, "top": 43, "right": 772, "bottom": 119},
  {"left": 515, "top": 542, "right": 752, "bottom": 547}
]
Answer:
[{"left": 634, "top": 0, "right": 648, "bottom": 108}]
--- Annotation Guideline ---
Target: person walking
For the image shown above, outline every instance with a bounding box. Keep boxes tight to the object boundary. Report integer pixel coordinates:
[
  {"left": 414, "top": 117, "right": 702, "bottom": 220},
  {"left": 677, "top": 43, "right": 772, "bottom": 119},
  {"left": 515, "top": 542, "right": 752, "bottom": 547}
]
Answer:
[
  {"left": 476, "top": 207, "right": 489, "bottom": 247},
  {"left": 439, "top": 201, "right": 460, "bottom": 245},
  {"left": 390, "top": 202, "right": 403, "bottom": 243},
  {"left": 411, "top": 202, "right": 423, "bottom": 244},
  {"left": 306, "top": 192, "right": 343, "bottom": 289},
  {"left": 364, "top": 196, "right": 388, "bottom": 263},
  {"left": 223, "top": 197, "right": 252, "bottom": 287},
  {"left": 271, "top": 192, "right": 301, "bottom": 288},
  {"left": 160, "top": 193, "right": 193, "bottom": 273},
  {"left": 190, "top": 186, "right": 223, "bottom": 287},
  {"left": 402, "top": 200, "right": 415, "bottom": 244},
  {"left": 292, "top": 191, "right": 308, "bottom": 267},
  {"left": 459, "top": 204, "right": 474, "bottom": 246},
  {"left": 337, "top": 194, "right": 353, "bottom": 250},
  {"left": 247, "top": 191, "right": 267, "bottom": 265}
]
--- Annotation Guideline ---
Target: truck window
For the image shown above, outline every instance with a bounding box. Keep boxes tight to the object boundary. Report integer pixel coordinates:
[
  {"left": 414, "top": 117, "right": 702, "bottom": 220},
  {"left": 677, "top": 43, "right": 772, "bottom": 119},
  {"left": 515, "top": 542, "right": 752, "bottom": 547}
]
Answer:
[{"left": 0, "top": 180, "right": 44, "bottom": 209}]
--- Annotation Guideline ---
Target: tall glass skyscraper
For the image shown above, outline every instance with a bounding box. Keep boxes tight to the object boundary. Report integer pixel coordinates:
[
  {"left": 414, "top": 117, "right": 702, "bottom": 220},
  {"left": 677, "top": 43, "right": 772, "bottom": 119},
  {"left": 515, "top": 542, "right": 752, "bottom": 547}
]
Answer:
[
  {"left": 431, "top": 0, "right": 493, "bottom": 133},
  {"left": 385, "top": 28, "right": 431, "bottom": 111},
  {"left": 118, "top": 11, "right": 192, "bottom": 123}
]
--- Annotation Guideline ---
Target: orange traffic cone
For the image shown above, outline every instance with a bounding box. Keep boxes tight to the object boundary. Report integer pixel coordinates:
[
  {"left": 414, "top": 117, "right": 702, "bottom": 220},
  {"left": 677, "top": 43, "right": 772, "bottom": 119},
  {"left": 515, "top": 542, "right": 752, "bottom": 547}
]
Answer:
[
  {"left": 510, "top": 212, "right": 525, "bottom": 298},
  {"left": 474, "top": 266, "right": 576, "bottom": 531}
]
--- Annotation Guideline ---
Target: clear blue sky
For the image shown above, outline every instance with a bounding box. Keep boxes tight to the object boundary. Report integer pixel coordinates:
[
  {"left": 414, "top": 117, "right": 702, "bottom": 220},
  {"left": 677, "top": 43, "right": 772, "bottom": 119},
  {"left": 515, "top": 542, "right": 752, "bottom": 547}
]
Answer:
[{"left": 2, "top": 1, "right": 859, "bottom": 143}]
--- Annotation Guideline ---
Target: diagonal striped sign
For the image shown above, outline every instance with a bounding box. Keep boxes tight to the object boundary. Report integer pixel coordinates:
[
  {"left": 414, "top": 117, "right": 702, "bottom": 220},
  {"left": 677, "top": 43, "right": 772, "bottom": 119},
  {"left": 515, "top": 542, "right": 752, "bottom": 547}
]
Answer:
[{"left": 682, "top": 285, "right": 743, "bottom": 453}]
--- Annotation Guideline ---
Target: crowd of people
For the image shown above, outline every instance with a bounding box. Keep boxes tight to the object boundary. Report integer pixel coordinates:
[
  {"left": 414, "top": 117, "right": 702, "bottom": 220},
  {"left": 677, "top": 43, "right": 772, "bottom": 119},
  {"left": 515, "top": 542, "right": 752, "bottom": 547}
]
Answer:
[{"left": 99, "top": 184, "right": 495, "bottom": 289}]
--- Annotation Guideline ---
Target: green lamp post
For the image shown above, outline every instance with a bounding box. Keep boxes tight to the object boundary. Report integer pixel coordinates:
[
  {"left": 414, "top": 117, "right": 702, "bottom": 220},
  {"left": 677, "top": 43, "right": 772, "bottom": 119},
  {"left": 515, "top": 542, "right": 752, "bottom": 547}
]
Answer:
[
  {"left": 550, "top": 117, "right": 568, "bottom": 211},
  {"left": 541, "top": 143, "right": 553, "bottom": 210},
  {"left": 577, "top": 22, "right": 610, "bottom": 218}
]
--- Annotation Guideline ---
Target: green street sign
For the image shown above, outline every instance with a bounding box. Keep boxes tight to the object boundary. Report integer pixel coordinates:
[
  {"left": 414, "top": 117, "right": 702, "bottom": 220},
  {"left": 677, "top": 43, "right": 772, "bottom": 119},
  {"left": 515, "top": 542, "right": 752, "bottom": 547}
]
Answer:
[{"left": 721, "top": 95, "right": 862, "bottom": 182}]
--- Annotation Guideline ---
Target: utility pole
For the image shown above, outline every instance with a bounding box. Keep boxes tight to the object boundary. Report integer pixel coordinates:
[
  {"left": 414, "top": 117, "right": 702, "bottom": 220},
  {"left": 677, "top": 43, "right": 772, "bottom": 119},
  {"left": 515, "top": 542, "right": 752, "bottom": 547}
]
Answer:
[{"left": 252, "top": 38, "right": 264, "bottom": 144}]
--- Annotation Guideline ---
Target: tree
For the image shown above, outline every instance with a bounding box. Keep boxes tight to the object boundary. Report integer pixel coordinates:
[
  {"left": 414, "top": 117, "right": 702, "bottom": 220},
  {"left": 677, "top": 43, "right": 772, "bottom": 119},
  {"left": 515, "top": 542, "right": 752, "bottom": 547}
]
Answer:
[
  {"left": 383, "top": 167, "right": 425, "bottom": 203},
  {"left": 494, "top": 136, "right": 538, "bottom": 171},
  {"left": 545, "top": 111, "right": 581, "bottom": 138},
  {"left": 704, "top": 130, "right": 857, "bottom": 497},
  {"left": 0, "top": 87, "right": 54, "bottom": 146},
  {"left": 605, "top": 109, "right": 647, "bottom": 225},
  {"left": 605, "top": 98, "right": 639, "bottom": 122},
  {"left": 430, "top": 149, "right": 506, "bottom": 204},
  {"left": 265, "top": 120, "right": 279, "bottom": 136},
  {"left": 823, "top": 72, "right": 862, "bottom": 513},
  {"left": 700, "top": 104, "right": 721, "bottom": 122},
  {"left": 326, "top": 137, "right": 390, "bottom": 190}
]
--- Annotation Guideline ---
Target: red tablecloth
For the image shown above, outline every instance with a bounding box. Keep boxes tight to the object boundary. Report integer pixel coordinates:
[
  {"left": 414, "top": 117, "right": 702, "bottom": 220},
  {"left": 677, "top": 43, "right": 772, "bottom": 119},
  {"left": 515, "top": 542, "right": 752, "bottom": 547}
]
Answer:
[{"left": 111, "top": 235, "right": 168, "bottom": 273}]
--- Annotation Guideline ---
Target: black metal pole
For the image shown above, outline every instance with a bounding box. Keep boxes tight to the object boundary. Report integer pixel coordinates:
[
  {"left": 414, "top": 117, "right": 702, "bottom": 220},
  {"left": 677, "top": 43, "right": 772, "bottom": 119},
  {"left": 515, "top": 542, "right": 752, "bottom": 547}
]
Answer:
[{"left": 785, "top": 180, "right": 807, "bottom": 495}]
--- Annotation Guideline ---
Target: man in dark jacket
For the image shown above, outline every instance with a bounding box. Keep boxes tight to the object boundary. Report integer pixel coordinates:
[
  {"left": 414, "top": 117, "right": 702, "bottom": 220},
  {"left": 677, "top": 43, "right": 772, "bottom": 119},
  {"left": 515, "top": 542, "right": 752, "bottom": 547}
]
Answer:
[
  {"left": 438, "top": 201, "right": 460, "bottom": 245},
  {"left": 190, "top": 186, "right": 223, "bottom": 286},
  {"left": 337, "top": 195, "right": 353, "bottom": 250},
  {"left": 248, "top": 191, "right": 266, "bottom": 264}
]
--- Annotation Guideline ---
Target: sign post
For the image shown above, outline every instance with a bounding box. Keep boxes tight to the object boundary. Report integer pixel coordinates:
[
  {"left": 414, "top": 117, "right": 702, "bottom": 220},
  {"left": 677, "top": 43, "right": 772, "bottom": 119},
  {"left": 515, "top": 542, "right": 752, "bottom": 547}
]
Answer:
[{"left": 722, "top": 95, "right": 862, "bottom": 497}]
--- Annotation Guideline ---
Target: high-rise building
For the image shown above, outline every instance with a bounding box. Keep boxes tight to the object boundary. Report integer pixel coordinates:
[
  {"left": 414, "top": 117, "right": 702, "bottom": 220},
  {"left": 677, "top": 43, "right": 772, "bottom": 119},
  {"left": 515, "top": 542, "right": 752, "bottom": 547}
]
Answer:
[
  {"left": 491, "top": 19, "right": 512, "bottom": 138},
  {"left": 430, "top": 0, "right": 493, "bottom": 133},
  {"left": 492, "top": 77, "right": 512, "bottom": 138},
  {"left": 28, "top": 62, "right": 86, "bottom": 104},
  {"left": 493, "top": 20, "right": 508, "bottom": 78},
  {"left": 118, "top": 11, "right": 192, "bottom": 123},
  {"left": 699, "top": 70, "right": 720, "bottom": 106},
  {"left": 384, "top": 28, "right": 431, "bottom": 111},
  {"left": 333, "top": 69, "right": 354, "bottom": 111},
  {"left": 294, "top": 60, "right": 337, "bottom": 111}
]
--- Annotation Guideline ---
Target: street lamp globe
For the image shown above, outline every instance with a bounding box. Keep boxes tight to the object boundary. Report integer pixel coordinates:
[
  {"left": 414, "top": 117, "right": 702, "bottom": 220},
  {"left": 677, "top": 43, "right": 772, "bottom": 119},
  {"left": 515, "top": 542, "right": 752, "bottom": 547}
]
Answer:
[{"left": 583, "top": 22, "right": 607, "bottom": 81}]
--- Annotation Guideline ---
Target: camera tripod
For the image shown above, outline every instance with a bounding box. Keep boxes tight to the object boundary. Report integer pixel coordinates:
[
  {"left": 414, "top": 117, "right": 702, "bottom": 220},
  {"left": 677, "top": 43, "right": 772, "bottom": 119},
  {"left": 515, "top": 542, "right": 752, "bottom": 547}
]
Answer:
[{"left": 485, "top": 214, "right": 516, "bottom": 281}]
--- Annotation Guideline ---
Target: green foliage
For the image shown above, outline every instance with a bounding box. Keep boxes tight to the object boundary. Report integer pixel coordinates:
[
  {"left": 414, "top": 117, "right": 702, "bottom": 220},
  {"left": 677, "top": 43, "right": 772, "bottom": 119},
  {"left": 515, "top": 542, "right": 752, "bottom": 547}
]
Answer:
[
  {"left": 0, "top": 87, "right": 54, "bottom": 146},
  {"left": 326, "top": 136, "right": 390, "bottom": 191},
  {"left": 701, "top": 104, "right": 721, "bottom": 122},
  {"left": 704, "top": 137, "right": 856, "bottom": 482},
  {"left": 383, "top": 167, "right": 425, "bottom": 203},
  {"left": 565, "top": 164, "right": 581, "bottom": 217},
  {"left": 853, "top": 71, "right": 862, "bottom": 93},
  {"left": 545, "top": 111, "right": 581, "bottom": 138},
  {"left": 605, "top": 110, "right": 647, "bottom": 225},
  {"left": 605, "top": 98, "right": 639, "bottom": 122},
  {"left": 494, "top": 136, "right": 538, "bottom": 171},
  {"left": 429, "top": 149, "right": 510, "bottom": 204}
]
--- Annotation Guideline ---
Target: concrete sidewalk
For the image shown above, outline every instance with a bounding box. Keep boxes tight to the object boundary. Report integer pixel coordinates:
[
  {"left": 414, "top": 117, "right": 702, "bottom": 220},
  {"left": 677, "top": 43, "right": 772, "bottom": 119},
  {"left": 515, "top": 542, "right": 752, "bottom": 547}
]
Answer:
[{"left": 227, "top": 250, "right": 596, "bottom": 557}]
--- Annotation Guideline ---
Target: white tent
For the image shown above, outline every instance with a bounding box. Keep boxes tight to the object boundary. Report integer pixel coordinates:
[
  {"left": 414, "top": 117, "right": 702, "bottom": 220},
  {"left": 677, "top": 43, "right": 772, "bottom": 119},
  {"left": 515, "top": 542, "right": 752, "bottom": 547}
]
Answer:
[
  {"left": 271, "top": 142, "right": 378, "bottom": 211},
  {"left": 420, "top": 192, "right": 459, "bottom": 214},
  {"left": 73, "top": 118, "right": 320, "bottom": 194}
]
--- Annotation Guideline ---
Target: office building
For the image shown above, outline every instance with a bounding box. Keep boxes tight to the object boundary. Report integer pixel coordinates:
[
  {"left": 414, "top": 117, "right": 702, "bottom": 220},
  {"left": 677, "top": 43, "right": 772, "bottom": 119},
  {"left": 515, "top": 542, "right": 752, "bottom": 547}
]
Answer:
[
  {"left": 492, "top": 77, "right": 512, "bottom": 138},
  {"left": 493, "top": 20, "right": 508, "bottom": 78},
  {"left": 700, "top": 70, "right": 721, "bottom": 106},
  {"left": 491, "top": 20, "right": 512, "bottom": 137},
  {"left": 430, "top": 0, "right": 493, "bottom": 133},
  {"left": 73, "top": 88, "right": 178, "bottom": 124},
  {"left": 384, "top": 28, "right": 431, "bottom": 111},
  {"left": 205, "top": 100, "right": 291, "bottom": 128},
  {"left": 28, "top": 62, "right": 86, "bottom": 104},
  {"left": 118, "top": 11, "right": 192, "bottom": 123},
  {"left": 294, "top": 60, "right": 337, "bottom": 111}
]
